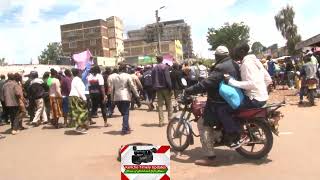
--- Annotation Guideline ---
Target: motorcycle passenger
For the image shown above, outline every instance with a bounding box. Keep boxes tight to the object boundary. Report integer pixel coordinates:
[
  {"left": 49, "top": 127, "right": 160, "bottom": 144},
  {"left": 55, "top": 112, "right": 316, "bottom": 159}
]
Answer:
[
  {"left": 226, "top": 43, "right": 272, "bottom": 108},
  {"left": 184, "top": 46, "right": 241, "bottom": 166},
  {"left": 299, "top": 55, "right": 318, "bottom": 104}
]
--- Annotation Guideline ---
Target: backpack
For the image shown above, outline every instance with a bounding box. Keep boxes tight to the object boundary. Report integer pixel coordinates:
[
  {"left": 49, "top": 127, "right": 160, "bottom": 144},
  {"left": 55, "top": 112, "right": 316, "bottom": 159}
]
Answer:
[
  {"left": 219, "top": 81, "right": 244, "bottom": 109},
  {"left": 143, "top": 71, "right": 153, "bottom": 87}
]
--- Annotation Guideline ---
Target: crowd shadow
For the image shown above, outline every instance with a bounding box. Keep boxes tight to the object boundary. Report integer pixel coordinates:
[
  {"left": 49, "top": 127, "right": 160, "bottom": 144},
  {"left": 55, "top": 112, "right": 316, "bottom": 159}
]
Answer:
[
  {"left": 103, "top": 130, "right": 123, "bottom": 136},
  {"left": 42, "top": 125, "right": 59, "bottom": 130},
  {"left": 108, "top": 115, "right": 122, "bottom": 118},
  {"left": 64, "top": 130, "right": 85, "bottom": 135},
  {"left": 140, "top": 123, "right": 161, "bottom": 127},
  {"left": 0, "top": 128, "right": 12, "bottom": 134},
  {"left": 297, "top": 102, "right": 314, "bottom": 108},
  {"left": 170, "top": 147, "right": 272, "bottom": 167}
]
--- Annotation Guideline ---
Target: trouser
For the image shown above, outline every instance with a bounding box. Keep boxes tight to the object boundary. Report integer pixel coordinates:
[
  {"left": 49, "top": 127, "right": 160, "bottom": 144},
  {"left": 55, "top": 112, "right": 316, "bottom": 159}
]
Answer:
[
  {"left": 90, "top": 93, "right": 107, "bottom": 120},
  {"left": 300, "top": 86, "right": 306, "bottom": 101},
  {"left": 216, "top": 104, "right": 240, "bottom": 134},
  {"left": 130, "top": 93, "right": 141, "bottom": 109},
  {"left": 156, "top": 89, "right": 173, "bottom": 124},
  {"left": 1, "top": 100, "right": 8, "bottom": 122},
  {"left": 27, "top": 99, "right": 36, "bottom": 122},
  {"left": 44, "top": 96, "right": 50, "bottom": 120},
  {"left": 287, "top": 71, "right": 295, "bottom": 88},
  {"left": 197, "top": 117, "right": 216, "bottom": 157},
  {"left": 106, "top": 94, "right": 114, "bottom": 116},
  {"left": 115, "top": 101, "right": 130, "bottom": 132},
  {"left": 241, "top": 96, "right": 266, "bottom": 109},
  {"left": 85, "top": 94, "right": 92, "bottom": 121},
  {"left": 32, "top": 98, "right": 48, "bottom": 123},
  {"left": 7, "top": 106, "right": 19, "bottom": 131},
  {"left": 144, "top": 87, "right": 155, "bottom": 105}
]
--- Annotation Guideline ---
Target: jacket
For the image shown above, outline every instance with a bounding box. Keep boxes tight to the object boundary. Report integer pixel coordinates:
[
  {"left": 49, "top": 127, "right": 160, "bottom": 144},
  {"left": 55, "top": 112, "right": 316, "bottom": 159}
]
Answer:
[
  {"left": 170, "top": 69, "right": 184, "bottom": 90},
  {"left": 131, "top": 74, "right": 143, "bottom": 90},
  {"left": 28, "top": 78, "right": 46, "bottom": 100},
  {"left": 109, "top": 72, "right": 139, "bottom": 102},
  {"left": 152, "top": 64, "right": 172, "bottom": 90},
  {"left": 185, "top": 57, "right": 240, "bottom": 126}
]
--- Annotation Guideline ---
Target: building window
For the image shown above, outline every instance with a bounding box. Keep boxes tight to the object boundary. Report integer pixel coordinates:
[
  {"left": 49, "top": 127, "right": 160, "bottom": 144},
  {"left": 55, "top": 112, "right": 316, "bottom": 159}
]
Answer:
[
  {"left": 69, "top": 41, "right": 77, "bottom": 48},
  {"left": 90, "top": 39, "right": 96, "bottom": 46},
  {"left": 89, "top": 28, "right": 95, "bottom": 33}
]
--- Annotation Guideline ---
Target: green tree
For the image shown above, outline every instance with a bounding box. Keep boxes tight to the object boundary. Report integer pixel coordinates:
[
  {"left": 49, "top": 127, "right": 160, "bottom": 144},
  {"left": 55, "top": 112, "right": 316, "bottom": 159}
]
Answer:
[
  {"left": 274, "top": 5, "right": 301, "bottom": 55},
  {"left": 38, "top": 42, "right": 63, "bottom": 64},
  {"left": 251, "top": 41, "right": 266, "bottom": 55},
  {"left": 207, "top": 22, "right": 250, "bottom": 53},
  {"left": 0, "top": 58, "right": 8, "bottom": 66}
]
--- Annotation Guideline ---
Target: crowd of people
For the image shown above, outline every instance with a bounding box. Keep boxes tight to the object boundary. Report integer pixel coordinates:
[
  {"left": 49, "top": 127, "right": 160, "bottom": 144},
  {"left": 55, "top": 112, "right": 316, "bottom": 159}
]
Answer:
[{"left": 0, "top": 57, "right": 209, "bottom": 137}]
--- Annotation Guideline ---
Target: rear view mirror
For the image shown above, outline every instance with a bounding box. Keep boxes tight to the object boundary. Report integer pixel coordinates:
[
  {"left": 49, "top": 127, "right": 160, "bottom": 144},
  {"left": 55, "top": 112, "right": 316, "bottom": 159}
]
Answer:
[{"left": 181, "top": 78, "right": 187, "bottom": 87}]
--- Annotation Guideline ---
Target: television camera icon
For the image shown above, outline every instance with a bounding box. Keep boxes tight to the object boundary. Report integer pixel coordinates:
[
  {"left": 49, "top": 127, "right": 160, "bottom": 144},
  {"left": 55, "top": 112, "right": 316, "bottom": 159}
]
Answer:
[{"left": 131, "top": 146, "right": 157, "bottom": 165}]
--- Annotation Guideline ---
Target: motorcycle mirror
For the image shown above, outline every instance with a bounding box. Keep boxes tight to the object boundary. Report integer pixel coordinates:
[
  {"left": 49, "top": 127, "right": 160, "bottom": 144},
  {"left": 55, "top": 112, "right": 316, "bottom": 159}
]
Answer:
[{"left": 181, "top": 78, "right": 187, "bottom": 87}]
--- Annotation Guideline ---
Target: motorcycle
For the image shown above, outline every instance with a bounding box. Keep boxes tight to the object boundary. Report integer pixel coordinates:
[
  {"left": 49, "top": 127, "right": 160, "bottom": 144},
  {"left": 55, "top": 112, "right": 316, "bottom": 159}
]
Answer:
[
  {"left": 305, "top": 78, "right": 318, "bottom": 106},
  {"left": 167, "top": 94, "right": 285, "bottom": 159}
]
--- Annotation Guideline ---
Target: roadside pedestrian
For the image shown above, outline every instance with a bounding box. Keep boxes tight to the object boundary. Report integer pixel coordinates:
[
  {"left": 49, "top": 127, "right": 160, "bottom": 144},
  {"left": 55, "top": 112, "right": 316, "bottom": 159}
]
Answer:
[
  {"left": 152, "top": 56, "right": 173, "bottom": 127},
  {"left": 49, "top": 69, "right": 63, "bottom": 128},
  {"left": 285, "top": 57, "right": 295, "bottom": 89},
  {"left": 28, "top": 71, "right": 48, "bottom": 126},
  {"left": 109, "top": 63, "right": 139, "bottom": 135},
  {"left": 69, "top": 68, "right": 88, "bottom": 134},
  {"left": 87, "top": 65, "right": 110, "bottom": 127},
  {"left": 102, "top": 67, "right": 113, "bottom": 117},
  {"left": 14, "top": 73, "right": 27, "bottom": 130},
  {"left": 107, "top": 68, "right": 119, "bottom": 117},
  {"left": 170, "top": 63, "right": 184, "bottom": 112},
  {"left": 0, "top": 74, "right": 9, "bottom": 125},
  {"left": 141, "top": 65, "right": 155, "bottom": 111},
  {"left": 61, "top": 69, "right": 73, "bottom": 127},
  {"left": 129, "top": 68, "right": 143, "bottom": 110},
  {"left": 2, "top": 73, "right": 21, "bottom": 135},
  {"left": 42, "top": 72, "right": 51, "bottom": 121}
]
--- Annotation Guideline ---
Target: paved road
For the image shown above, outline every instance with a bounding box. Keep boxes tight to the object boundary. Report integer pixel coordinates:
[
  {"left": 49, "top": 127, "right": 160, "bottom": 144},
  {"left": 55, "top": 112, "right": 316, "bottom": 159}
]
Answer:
[{"left": 0, "top": 93, "right": 319, "bottom": 180}]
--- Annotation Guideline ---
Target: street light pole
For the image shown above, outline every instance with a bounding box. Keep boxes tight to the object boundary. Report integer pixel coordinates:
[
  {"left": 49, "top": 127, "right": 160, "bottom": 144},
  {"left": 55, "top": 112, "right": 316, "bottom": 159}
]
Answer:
[{"left": 155, "top": 6, "right": 165, "bottom": 55}]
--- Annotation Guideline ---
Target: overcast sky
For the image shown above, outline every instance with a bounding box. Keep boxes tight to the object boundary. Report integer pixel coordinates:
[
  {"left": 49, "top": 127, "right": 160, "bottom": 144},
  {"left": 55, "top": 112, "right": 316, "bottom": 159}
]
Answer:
[{"left": 1, "top": 0, "right": 319, "bottom": 64}]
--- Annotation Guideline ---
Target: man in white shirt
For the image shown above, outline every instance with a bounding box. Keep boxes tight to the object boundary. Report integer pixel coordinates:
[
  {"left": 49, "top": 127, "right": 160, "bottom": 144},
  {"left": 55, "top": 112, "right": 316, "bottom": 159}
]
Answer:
[
  {"left": 108, "top": 63, "right": 139, "bottom": 135},
  {"left": 228, "top": 43, "right": 272, "bottom": 108}
]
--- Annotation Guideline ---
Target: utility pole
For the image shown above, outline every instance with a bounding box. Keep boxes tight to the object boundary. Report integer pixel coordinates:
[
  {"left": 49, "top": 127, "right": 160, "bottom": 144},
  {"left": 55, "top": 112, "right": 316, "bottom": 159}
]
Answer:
[{"left": 155, "top": 6, "right": 165, "bottom": 55}]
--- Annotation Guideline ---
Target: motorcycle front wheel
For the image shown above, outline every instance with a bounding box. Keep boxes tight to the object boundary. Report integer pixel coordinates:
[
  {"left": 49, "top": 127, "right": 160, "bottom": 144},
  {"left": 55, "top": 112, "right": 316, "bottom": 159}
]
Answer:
[
  {"left": 236, "top": 120, "right": 273, "bottom": 160},
  {"left": 167, "top": 117, "right": 191, "bottom": 152}
]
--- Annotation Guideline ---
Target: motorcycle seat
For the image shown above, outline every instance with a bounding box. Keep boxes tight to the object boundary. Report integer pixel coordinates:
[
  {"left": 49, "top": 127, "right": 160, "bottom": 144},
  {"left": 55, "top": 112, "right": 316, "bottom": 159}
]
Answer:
[{"left": 234, "top": 108, "right": 267, "bottom": 119}]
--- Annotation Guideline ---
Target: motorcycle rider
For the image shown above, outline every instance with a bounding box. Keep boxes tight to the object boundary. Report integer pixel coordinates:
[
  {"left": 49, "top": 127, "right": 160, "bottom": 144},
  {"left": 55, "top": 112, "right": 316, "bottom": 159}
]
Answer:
[
  {"left": 184, "top": 46, "right": 241, "bottom": 166},
  {"left": 226, "top": 43, "right": 272, "bottom": 108},
  {"left": 299, "top": 54, "right": 318, "bottom": 104}
]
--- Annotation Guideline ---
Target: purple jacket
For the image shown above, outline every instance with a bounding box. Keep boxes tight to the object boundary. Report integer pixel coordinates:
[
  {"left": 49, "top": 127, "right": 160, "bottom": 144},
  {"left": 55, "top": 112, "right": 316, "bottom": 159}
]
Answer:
[{"left": 152, "top": 64, "right": 172, "bottom": 90}]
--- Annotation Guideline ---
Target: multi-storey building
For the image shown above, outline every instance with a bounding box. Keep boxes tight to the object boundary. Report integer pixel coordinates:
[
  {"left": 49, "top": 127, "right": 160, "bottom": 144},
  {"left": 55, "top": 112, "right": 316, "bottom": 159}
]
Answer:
[
  {"left": 124, "top": 39, "right": 183, "bottom": 63},
  {"left": 127, "top": 19, "right": 193, "bottom": 58},
  {"left": 60, "top": 16, "right": 124, "bottom": 58}
]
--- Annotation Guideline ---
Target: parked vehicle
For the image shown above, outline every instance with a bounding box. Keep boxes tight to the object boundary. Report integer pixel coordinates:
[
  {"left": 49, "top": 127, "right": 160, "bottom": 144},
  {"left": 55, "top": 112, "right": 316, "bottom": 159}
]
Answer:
[
  {"left": 167, "top": 93, "right": 285, "bottom": 159},
  {"left": 305, "top": 78, "right": 318, "bottom": 106}
]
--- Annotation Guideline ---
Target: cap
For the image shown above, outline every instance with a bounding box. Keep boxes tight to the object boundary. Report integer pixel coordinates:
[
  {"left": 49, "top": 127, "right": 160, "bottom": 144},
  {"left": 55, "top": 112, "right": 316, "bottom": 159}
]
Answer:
[{"left": 215, "top": 46, "right": 229, "bottom": 56}]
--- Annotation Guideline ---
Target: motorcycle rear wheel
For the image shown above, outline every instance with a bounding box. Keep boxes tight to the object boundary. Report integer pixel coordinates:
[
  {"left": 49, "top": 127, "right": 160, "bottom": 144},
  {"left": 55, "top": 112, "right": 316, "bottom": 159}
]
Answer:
[
  {"left": 236, "top": 120, "right": 273, "bottom": 160},
  {"left": 307, "top": 90, "right": 315, "bottom": 106},
  {"left": 167, "top": 117, "right": 191, "bottom": 152}
]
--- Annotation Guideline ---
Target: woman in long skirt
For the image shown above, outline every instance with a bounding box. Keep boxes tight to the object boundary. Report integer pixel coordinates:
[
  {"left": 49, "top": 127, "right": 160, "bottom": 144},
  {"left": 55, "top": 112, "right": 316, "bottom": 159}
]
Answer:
[{"left": 69, "top": 68, "right": 88, "bottom": 133}]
